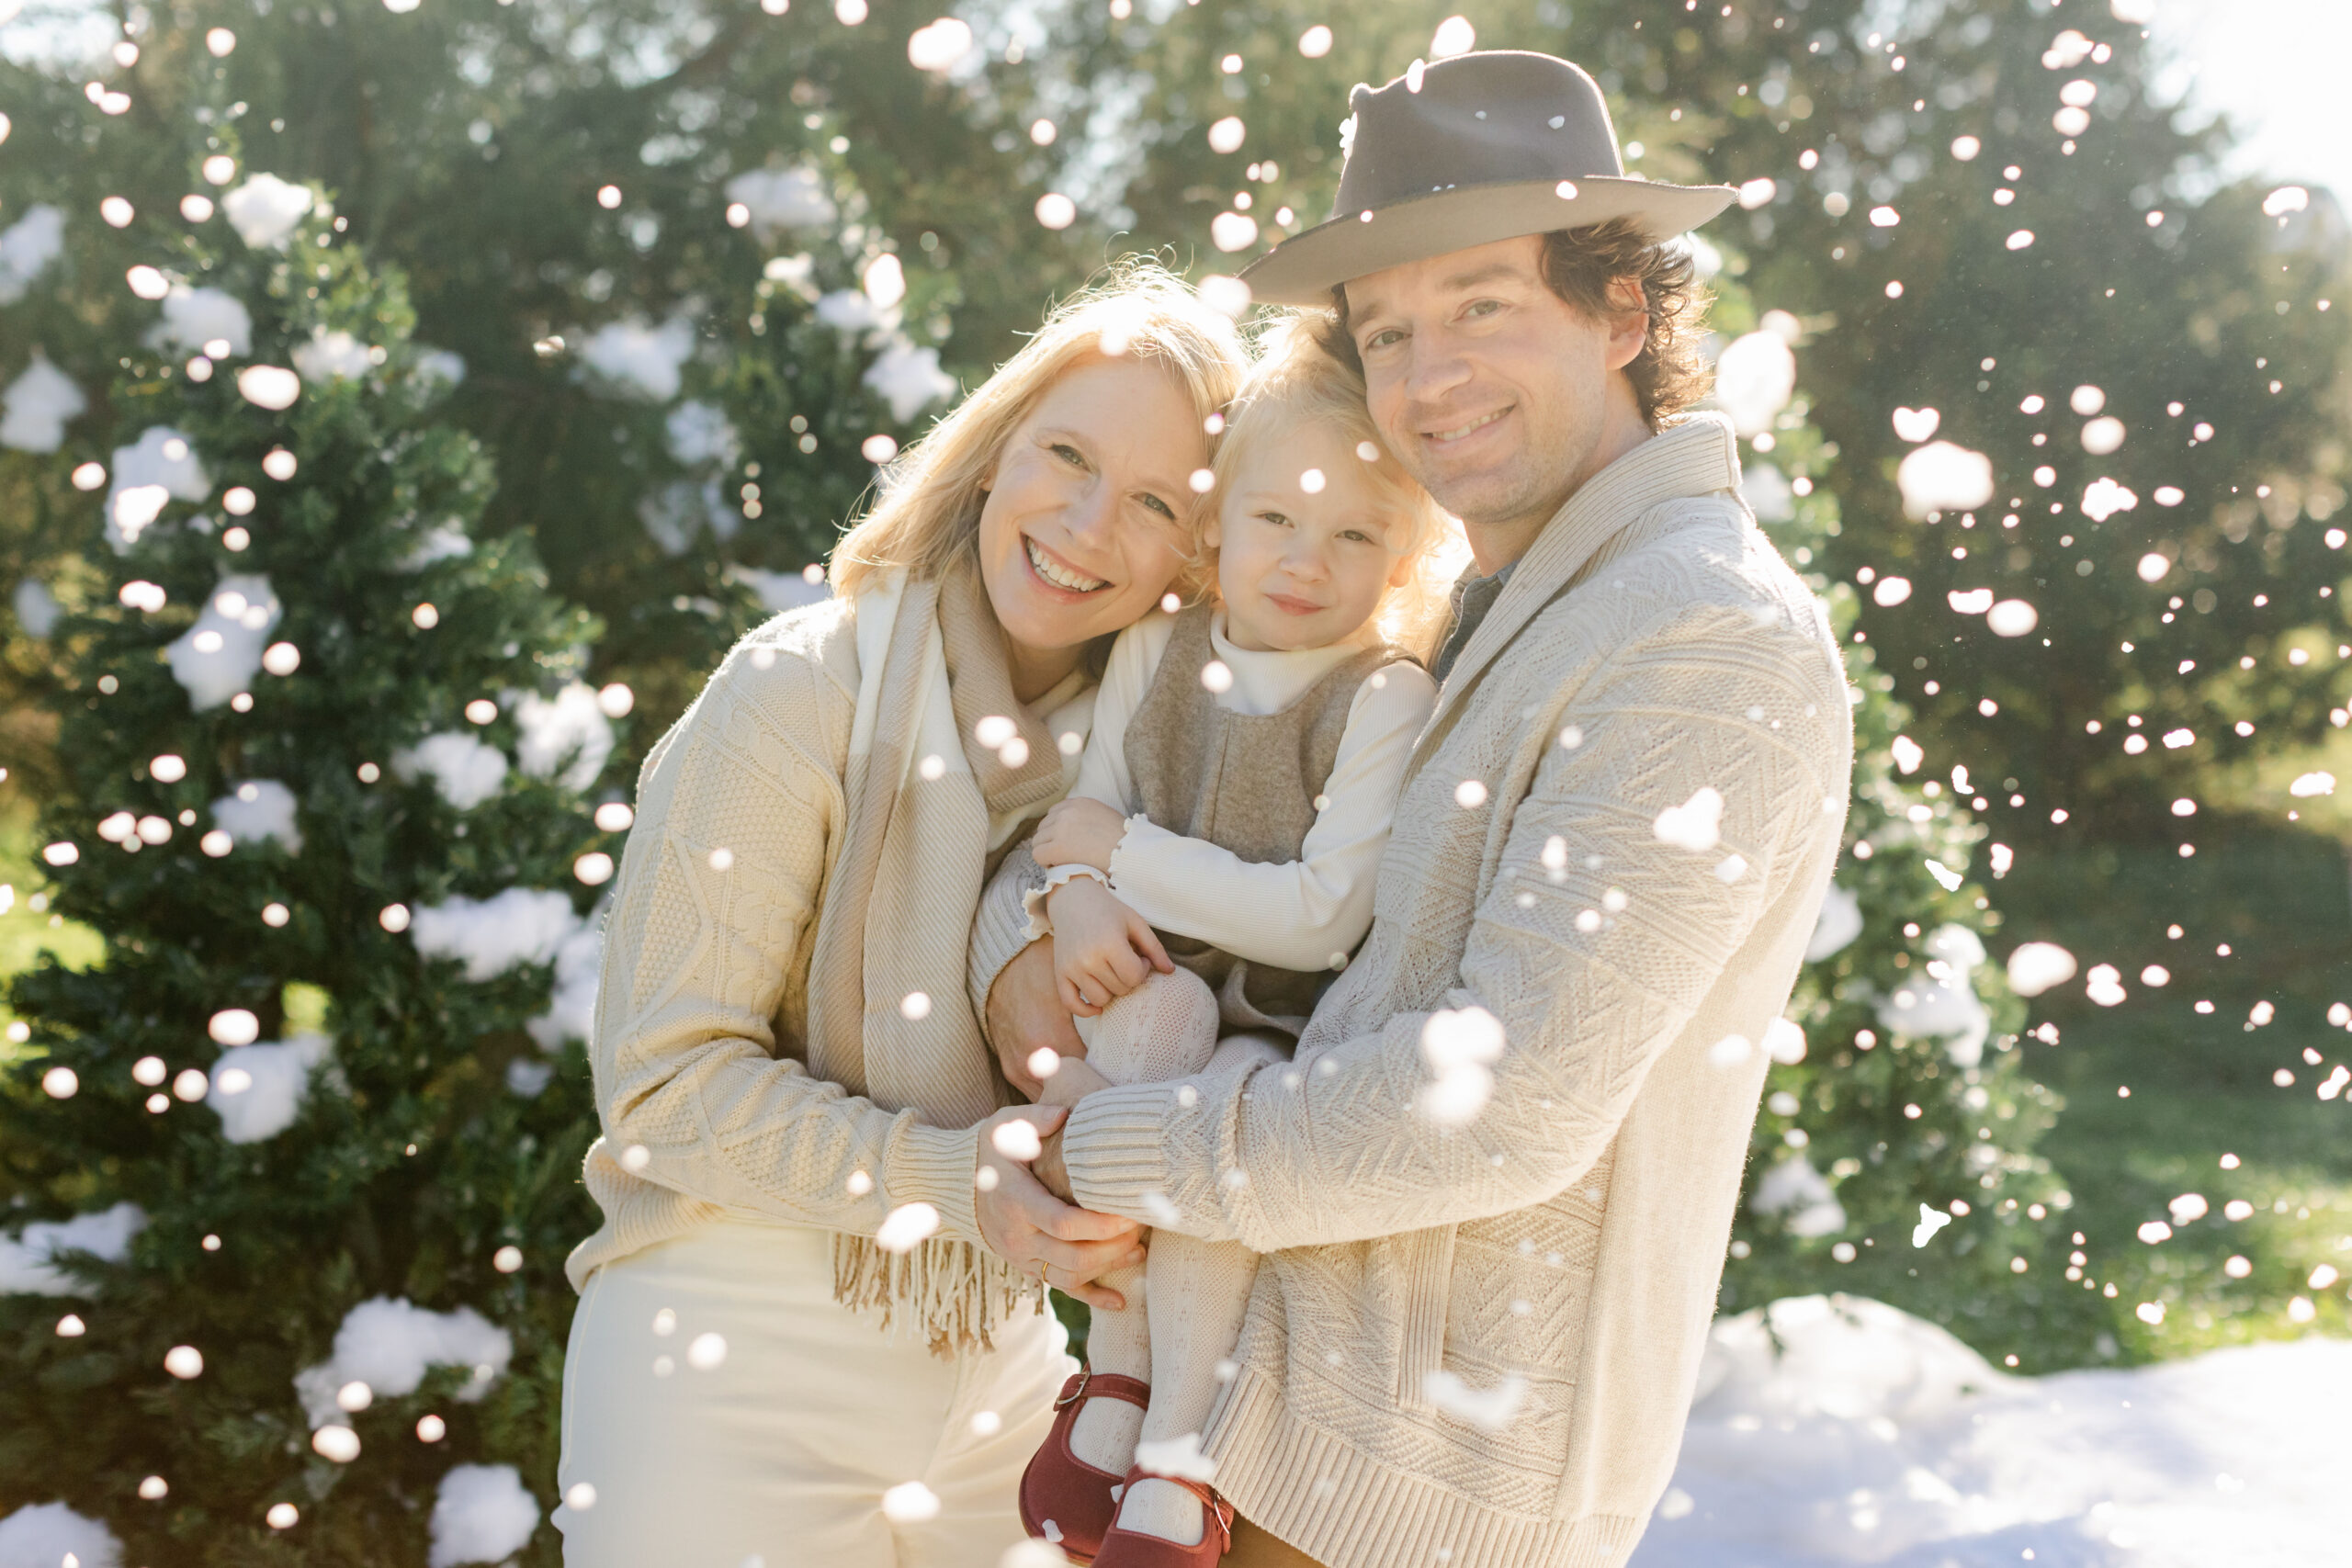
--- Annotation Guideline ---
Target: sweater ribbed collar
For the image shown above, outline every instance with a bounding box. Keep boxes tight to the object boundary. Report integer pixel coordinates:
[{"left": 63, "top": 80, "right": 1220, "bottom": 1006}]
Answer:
[{"left": 1412, "top": 412, "right": 1744, "bottom": 754}]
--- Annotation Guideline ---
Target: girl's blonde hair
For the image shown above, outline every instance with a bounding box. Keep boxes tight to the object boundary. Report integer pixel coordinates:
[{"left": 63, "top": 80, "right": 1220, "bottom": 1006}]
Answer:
[
  {"left": 1210, "top": 315, "right": 1461, "bottom": 660},
  {"left": 829, "top": 259, "right": 1250, "bottom": 600}
]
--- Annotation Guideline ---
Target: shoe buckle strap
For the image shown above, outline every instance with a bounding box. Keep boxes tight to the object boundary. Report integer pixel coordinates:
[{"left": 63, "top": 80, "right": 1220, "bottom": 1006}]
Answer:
[{"left": 1054, "top": 1365, "right": 1091, "bottom": 1410}]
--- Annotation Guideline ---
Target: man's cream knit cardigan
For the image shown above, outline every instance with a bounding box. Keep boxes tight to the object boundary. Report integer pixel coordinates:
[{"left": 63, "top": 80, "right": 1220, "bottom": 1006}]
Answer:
[{"left": 973, "top": 414, "right": 1854, "bottom": 1568}]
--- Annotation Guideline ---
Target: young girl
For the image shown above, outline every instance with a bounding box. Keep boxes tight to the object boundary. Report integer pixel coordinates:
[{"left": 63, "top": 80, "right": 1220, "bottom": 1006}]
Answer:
[{"left": 1015, "top": 321, "right": 1454, "bottom": 1566}]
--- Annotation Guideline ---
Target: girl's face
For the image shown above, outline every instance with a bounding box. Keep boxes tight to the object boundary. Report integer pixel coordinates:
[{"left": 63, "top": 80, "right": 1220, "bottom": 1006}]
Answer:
[
  {"left": 976, "top": 355, "right": 1207, "bottom": 698},
  {"left": 1210, "top": 420, "right": 1416, "bottom": 654}
]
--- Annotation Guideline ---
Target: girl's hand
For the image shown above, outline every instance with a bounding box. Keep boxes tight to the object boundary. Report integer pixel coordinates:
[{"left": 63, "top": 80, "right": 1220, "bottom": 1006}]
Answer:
[
  {"left": 1033, "top": 797, "right": 1130, "bottom": 873},
  {"left": 1047, "top": 877, "right": 1172, "bottom": 1015}
]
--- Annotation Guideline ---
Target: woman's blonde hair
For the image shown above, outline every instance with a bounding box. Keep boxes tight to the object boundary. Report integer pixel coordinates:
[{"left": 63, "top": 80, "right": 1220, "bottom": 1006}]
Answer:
[
  {"left": 828, "top": 259, "right": 1250, "bottom": 600},
  {"left": 1210, "top": 315, "right": 1461, "bottom": 660}
]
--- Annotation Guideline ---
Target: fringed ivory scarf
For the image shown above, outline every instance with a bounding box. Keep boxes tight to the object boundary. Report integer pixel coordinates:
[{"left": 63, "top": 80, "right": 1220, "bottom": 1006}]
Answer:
[{"left": 807, "top": 558, "right": 1075, "bottom": 1353}]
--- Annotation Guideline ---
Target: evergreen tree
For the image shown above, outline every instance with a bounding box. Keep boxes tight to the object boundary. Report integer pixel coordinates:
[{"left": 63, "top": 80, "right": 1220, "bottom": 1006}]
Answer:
[
  {"left": 1, "top": 0, "right": 1086, "bottom": 740},
  {"left": 2, "top": 187, "right": 609, "bottom": 1564},
  {"left": 1657, "top": 295, "right": 2084, "bottom": 1364}
]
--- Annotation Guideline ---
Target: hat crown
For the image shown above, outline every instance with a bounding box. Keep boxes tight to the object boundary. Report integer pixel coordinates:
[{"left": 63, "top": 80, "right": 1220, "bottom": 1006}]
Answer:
[{"left": 1334, "top": 51, "right": 1625, "bottom": 221}]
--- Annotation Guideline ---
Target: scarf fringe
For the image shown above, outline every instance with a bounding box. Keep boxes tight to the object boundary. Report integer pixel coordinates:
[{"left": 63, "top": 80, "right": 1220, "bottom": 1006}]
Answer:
[{"left": 831, "top": 1231, "right": 1041, "bottom": 1357}]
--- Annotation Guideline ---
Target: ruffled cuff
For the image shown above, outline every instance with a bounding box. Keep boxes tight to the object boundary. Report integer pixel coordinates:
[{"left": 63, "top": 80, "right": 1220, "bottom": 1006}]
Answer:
[
  {"left": 1019, "top": 863, "right": 1113, "bottom": 941},
  {"left": 1102, "top": 813, "right": 1178, "bottom": 892}
]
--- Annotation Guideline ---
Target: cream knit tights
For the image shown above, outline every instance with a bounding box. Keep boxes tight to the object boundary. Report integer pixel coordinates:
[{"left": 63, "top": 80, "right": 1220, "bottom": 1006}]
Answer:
[{"left": 1067, "top": 970, "right": 1285, "bottom": 1548}]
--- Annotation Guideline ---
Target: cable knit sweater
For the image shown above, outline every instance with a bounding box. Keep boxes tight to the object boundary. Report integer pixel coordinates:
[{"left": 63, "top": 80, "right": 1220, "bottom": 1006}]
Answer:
[
  {"left": 565, "top": 597, "right": 1093, "bottom": 1295},
  {"left": 971, "top": 414, "right": 1854, "bottom": 1568}
]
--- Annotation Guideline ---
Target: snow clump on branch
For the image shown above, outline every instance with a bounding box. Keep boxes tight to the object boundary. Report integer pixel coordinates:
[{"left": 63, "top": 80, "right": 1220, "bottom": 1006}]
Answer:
[
  {"left": 0, "top": 1202, "right": 147, "bottom": 1295},
  {"left": 0, "top": 355, "right": 85, "bottom": 453},
  {"left": 292, "top": 1297, "right": 514, "bottom": 1427}
]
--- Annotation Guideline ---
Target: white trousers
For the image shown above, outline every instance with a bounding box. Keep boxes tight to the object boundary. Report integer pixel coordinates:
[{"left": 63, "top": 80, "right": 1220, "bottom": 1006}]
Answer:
[{"left": 557, "top": 1216, "right": 1073, "bottom": 1568}]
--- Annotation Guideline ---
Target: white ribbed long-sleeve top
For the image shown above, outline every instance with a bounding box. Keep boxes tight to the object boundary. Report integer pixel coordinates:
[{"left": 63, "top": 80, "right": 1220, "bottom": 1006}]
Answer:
[{"left": 1059, "top": 608, "right": 1437, "bottom": 974}]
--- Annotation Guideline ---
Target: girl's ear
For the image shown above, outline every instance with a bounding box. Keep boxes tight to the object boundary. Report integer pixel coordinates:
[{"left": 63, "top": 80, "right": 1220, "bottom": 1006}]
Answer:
[
  {"left": 1203, "top": 510, "right": 1224, "bottom": 551},
  {"left": 1387, "top": 547, "right": 1419, "bottom": 590}
]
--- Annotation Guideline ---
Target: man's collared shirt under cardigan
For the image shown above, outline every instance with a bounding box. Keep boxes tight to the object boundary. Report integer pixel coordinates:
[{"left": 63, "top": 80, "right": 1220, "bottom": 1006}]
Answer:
[
  {"left": 1432, "top": 560, "right": 1516, "bottom": 684},
  {"left": 972, "top": 412, "right": 1853, "bottom": 1568}
]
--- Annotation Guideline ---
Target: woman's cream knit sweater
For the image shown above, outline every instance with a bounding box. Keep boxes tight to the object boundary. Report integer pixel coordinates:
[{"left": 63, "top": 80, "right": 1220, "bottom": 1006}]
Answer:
[
  {"left": 566, "top": 600, "right": 1040, "bottom": 1292},
  {"left": 973, "top": 414, "right": 1855, "bottom": 1568}
]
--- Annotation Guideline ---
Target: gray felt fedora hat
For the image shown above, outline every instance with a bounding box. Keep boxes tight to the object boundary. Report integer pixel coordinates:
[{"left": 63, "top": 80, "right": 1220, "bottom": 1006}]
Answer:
[{"left": 1239, "top": 50, "right": 1736, "bottom": 307}]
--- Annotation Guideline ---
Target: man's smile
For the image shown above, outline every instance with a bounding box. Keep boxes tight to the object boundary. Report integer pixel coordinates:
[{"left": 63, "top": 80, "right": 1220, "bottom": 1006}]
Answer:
[{"left": 1422, "top": 407, "right": 1512, "bottom": 446}]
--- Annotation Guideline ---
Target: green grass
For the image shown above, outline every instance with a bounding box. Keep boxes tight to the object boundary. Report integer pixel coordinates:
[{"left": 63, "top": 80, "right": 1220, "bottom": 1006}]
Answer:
[
  {"left": 0, "top": 793, "right": 104, "bottom": 1058},
  {"left": 2000, "top": 822, "right": 2352, "bottom": 1359}
]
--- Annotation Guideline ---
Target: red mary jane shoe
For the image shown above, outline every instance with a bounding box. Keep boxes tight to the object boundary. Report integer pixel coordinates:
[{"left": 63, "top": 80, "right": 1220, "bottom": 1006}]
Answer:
[
  {"left": 1090, "top": 1466, "right": 1234, "bottom": 1568},
  {"left": 1019, "top": 1368, "right": 1152, "bottom": 1563}
]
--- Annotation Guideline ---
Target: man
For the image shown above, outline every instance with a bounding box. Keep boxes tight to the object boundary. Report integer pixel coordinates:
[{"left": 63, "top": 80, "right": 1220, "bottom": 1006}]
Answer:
[{"left": 973, "top": 50, "right": 1852, "bottom": 1568}]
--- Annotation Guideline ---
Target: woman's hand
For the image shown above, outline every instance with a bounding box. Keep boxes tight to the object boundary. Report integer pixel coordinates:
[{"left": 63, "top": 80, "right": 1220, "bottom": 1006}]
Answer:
[
  {"left": 1032, "top": 797, "right": 1131, "bottom": 873},
  {"left": 973, "top": 1103, "right": 1142, "bottom": 1310},
  {"left": 1047, "top": 878, "right": 1172, "bottom": 1015}
]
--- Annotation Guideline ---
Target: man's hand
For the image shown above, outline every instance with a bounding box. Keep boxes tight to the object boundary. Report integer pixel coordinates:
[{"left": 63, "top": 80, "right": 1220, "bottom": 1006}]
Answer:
[
  {"left": 1032, "top": 797, "right": 1130, "bottom": 873},
  {"left": 1047, "top": 878, "right": 1172, "bottom": 1016},
  {"left": 1028, "top": 1056, "right": 1108, "bottom": 1201},
  {"left": 973, "top": 1103, "right": 1140, "bottom": 1310},
  {"left": 1035, "top": 1053, "right": 1114, "bottom": 1110},
  {"left": 988, "top": 938, "right": 1083, "bottom": 1099}
]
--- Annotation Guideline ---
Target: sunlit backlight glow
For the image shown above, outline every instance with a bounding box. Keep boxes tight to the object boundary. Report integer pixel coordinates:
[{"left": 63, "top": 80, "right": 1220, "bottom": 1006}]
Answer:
[
  {"left": 905, "top": 17, "right": 973, "bottom": 73},
  {"left": 1895, "top": 442, "right": 1994, "bottom": 518}
]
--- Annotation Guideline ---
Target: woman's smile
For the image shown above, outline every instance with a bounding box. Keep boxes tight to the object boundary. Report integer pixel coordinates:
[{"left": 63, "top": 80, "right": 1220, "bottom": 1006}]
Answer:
[{"left": 1023, "top": 535, "right": 1111, "bottom": 594}]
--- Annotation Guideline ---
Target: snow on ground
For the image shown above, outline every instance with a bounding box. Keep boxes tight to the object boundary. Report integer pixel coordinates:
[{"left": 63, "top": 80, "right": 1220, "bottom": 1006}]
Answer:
[{"left": 1632, "top": 1294, "right": 2351, "bottom": 1568}]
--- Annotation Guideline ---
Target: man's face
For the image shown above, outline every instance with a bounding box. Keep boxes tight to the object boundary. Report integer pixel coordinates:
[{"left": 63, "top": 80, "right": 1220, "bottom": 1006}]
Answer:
[{"left": 1343, "top": 235, "right": 1644, "bottom": 534}]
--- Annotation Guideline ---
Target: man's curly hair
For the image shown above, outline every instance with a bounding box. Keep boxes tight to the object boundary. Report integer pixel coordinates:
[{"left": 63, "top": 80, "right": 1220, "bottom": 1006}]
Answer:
[{"left": 1316, "top": 218, "right": 1713, "bottom": 430}]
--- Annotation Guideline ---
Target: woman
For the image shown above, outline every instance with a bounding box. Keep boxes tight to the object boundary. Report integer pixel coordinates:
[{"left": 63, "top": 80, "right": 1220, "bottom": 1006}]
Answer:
[{"left": 556, "top": 265, "right": 1248, "bottom": 1568}]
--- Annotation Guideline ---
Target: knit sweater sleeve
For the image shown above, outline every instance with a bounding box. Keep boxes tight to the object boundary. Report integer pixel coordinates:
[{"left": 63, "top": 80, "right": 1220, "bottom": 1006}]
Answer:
[
  {"left": 586, "top": 621, "right": 987, "bottom": 1246},
  {"left": 1061, "top": 607, "right": 1848, "bottom": 1249}
]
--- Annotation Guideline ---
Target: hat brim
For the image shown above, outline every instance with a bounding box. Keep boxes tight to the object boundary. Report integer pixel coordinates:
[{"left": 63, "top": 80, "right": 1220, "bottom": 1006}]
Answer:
[{"left": 1236, "top": 176, "right": 1739, "bottom": 307}]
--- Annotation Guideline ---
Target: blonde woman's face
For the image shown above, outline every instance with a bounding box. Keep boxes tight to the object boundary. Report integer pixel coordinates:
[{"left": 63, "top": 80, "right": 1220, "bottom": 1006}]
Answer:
[
  {"left": 1210, "top": 421, "right": 1413, "bottom": 654},
  {"left": 977, "top": 355, "right": 1206, "bottom": 672}
]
